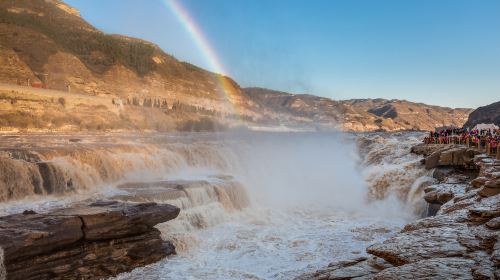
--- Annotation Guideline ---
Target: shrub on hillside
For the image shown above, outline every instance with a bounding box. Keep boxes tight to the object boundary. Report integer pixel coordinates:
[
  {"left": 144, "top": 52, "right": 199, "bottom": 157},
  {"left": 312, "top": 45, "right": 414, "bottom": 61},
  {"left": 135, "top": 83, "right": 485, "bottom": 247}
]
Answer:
[{"left": 176, "top": 117, "right": 227, "bottom": 132}]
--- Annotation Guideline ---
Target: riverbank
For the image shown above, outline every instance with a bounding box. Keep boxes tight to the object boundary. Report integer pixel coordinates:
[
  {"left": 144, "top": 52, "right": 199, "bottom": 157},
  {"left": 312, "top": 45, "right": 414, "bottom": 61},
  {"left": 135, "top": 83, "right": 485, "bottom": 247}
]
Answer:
[{"left": 298, "top": 143, "right": 499, "bottom": 279}]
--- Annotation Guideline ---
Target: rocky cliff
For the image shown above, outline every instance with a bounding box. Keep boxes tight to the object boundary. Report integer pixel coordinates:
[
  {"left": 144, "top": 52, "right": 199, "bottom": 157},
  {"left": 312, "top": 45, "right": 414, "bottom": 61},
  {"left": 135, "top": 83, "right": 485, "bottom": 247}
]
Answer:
[
  {"left": 464, "top": 101, "right": 500, "bottom": 128},
  {"left": 0, "top": 200, "right": 180, "bottom": 280}
]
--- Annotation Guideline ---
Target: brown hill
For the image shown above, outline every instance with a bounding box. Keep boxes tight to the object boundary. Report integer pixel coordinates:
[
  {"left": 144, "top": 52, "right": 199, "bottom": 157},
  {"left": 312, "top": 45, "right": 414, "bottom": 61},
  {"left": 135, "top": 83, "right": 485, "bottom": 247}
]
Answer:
[
  {"left": 0, "top": 0, "right": 255, "bottom": 118},
  {"left": 463, "top": 101, "right": 500, "bottom": 128},
  {"left": 244, "top": 87, "right": 473, "bottom": 131},
  {"left": 0, "top": 0, "right": 474, "bottom": 132}
]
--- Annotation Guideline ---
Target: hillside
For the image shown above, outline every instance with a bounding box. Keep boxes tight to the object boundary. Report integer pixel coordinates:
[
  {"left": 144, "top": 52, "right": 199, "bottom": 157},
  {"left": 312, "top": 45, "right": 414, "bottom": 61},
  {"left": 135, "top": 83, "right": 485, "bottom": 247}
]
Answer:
[
  {"left": 245, "top": 87, "right": 473, "bottom": 131},
  {"left": 0, "top": 0, "right": 256, "bottom": 118},
  {"left": 0, "top": 0, "right": 474, "bottom": 132},
  {"left": 463, "top": 101, "right": 500, "bottom": 128}
]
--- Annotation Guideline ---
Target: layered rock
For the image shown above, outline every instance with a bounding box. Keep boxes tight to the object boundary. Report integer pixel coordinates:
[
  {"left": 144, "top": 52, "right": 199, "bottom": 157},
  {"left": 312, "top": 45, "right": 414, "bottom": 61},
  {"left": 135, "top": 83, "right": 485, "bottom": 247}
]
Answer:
[
  {"left": 297, "top": 145, "right": 500, "bottom": 279},
  {"left": 411, "top": 143, "right": 481, "bottom": 170},
  {"left": 0, "top": 201, "right": 180, "bottom": 280}
]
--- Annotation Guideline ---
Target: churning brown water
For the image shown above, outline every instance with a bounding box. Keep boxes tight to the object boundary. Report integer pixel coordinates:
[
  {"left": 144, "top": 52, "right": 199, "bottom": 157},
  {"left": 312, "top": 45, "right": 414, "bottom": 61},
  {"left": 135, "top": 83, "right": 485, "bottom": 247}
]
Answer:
[{"left": 0, "top": 131, "right": 429, "bottom": 279}]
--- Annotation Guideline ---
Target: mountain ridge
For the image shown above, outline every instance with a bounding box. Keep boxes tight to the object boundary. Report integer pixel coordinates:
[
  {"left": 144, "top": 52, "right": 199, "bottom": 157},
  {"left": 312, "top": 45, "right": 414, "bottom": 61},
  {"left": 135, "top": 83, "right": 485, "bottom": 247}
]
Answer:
[
  {"left": 0, "top": 0, "right": 475, "bottom": 132},
  {"left": 244, "top": 87, "right": 473, "bottom": 131}
]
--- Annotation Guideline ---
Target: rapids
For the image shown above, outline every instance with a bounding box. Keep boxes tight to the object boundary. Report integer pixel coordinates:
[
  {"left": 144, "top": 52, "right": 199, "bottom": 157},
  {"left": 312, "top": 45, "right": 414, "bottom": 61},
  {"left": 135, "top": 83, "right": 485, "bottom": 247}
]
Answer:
[{"left": 0, "top": 131, "right": 430, "bottom": 279}]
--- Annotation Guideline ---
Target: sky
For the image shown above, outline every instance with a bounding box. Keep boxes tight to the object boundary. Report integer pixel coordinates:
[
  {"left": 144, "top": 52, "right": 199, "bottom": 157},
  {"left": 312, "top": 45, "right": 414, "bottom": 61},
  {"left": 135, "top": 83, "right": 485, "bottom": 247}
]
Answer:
[{"left": 65, "top": 0, "right": 500, "bottom": 108}]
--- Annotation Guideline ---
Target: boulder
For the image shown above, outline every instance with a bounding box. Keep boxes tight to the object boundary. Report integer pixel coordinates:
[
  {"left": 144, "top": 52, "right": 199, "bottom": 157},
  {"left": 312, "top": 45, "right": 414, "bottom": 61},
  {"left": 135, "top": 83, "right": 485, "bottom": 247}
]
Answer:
[
  {"left": 432, "top": 167, "right": 455, "bottom": 182},
  {"left": 492, "top": 241, "right": 500, "bottom": 266},
  {"left": 367, "top": 225, "right": 476, "bottom": 266},
  {"left": 468, "top": 195, "right": 500, "bottom": 223},
  {"left": 478, "top": 186, "right": 500, "bottom": 197},
  {"left": 0, "top": 214, "right": 83, "bottom": 261},
  {"left": 294, "top": 257, "right": 382, "bottom": 280},
  {"left": 425, "top": 151, "right": 441, "bottom": 169},
  {"left": 51, "top": 200, "right": 180, "bottom": 240},
  {"left": 423, "top": 183, "right": 466, "bottom": 205},
  {"left": 486, "top": 217, "right": 500, "bottom": 229},
  {"left": 0, "top": 201, "right": 180, "bottom": 280},
  {"left": 372, "top": 257, "right": 475, "bottom": 280},
  {"left": 471, "top": 177, "right": 488, "bottom": 188}
]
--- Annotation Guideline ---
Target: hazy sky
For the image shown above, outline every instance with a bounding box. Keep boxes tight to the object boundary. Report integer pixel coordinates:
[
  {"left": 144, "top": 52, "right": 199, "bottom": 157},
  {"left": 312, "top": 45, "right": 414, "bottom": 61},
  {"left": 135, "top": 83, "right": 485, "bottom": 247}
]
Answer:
[{"left": 65, "top": 0, "right": 500, "bottom": 108}]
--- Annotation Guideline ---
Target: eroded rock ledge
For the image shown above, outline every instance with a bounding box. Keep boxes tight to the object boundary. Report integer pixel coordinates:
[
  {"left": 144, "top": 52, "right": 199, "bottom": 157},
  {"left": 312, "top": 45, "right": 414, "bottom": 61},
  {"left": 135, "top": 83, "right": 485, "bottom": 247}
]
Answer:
[
  {"left": 297, "top": 144, "right": 500, "bottom": 280},
  {"left": 0, "top": 201, "right": 180, "bottom": 280}
]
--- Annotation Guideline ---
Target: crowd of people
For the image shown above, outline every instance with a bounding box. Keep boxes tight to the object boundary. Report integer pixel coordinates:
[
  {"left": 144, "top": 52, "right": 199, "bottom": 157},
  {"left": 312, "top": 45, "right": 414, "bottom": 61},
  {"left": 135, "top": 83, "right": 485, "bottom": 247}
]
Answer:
[{"left": 424, "top": 127, "right": 500, "bottom": 154}]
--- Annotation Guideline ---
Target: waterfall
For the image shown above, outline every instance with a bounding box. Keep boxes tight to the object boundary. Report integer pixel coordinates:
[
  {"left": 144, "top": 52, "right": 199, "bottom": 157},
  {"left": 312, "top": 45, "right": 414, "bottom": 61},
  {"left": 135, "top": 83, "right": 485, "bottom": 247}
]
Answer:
[
  {"left": 0, "top": 132, "right": 428, "bottom": 216},
  {"left": 112, "top": 177, "right": 250, "bottom": 253},
  {"left": 357, "top": 132, "right": 433, "bottom": 214}
]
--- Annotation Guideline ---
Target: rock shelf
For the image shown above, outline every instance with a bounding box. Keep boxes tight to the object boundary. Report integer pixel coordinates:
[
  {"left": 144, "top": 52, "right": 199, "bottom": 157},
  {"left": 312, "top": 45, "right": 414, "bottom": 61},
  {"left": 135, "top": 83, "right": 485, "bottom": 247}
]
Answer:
[{"left": 0, "top": 201, "right": 180, "bottom": 280}]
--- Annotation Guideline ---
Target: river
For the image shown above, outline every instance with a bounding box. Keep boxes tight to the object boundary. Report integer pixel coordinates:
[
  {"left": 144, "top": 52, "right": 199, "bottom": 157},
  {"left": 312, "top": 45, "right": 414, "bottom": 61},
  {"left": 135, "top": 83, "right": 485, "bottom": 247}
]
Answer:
[{"left": 0, "top": 131, "right": 431, "bottom": 279}]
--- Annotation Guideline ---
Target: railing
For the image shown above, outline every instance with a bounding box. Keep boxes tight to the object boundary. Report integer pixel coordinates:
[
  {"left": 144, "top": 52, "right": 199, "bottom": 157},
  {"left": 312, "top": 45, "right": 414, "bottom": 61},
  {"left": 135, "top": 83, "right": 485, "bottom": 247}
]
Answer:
[{"left": 424, "top": 135, "right": 500, "bottom": 159}]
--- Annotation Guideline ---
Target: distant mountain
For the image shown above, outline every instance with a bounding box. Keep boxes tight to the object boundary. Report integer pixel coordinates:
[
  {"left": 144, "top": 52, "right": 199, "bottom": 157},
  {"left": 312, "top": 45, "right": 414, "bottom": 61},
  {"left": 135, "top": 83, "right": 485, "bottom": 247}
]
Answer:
[
  {"left": 244, "top": 87, "right": 473, "bottom": 131},
  {"left": 0, "top": 0, "right": 474, "bottom": 132},
  {"left": 463, "top": 101, "right": 500, "bottom": 128}
]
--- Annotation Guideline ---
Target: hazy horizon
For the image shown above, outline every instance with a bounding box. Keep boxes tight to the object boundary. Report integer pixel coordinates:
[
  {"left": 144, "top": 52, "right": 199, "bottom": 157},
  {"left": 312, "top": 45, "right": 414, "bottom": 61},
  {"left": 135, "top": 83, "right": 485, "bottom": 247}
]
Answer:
[{"left": 65, "top": 0, "right": 500, "bottom": 109}]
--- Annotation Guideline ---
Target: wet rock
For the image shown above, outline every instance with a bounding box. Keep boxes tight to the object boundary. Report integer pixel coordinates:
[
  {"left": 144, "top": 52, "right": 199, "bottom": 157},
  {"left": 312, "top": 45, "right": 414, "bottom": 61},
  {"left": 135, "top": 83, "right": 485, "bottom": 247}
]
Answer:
[
  {"left": 0, "top": 247, "right": 5, "bottom": 280},
  {"left": 423, "top": 183, "right": 466, "bottom": 205},
  {"left": 403, "top": 210, "right": 468, "bottom": 232},
  {"left": 426, "top": 203, "right": 441, "bottom": 216},
  {"left": 479, "top": 179, "right": 500, "bottom": 197},
  {"left": 365, "top": 256, "right": 393, "bottom": 270},
  {"left": 468, "top": 195, "right": 500, "bottom": 223},
  {"left": 411, "top": 144, "right": 446, "bottom": 157},
  {"left": 0, "top": 214, "right": 83, "bottom": 260},
  {"left": 0, "top": 201, "right": 180, "bottom": 280},
  {"left": 478, "top": 185, "right": 500, "bottom": 197},
  {"left": 491, "top": 240, "right": 500, "bottom": 266},
  {"left": 486, "top": 217, "right": 500, "bottom": 229},
  {"left": 416, "top": 145, "right": 481, "bottom": 170},
  {"left": 433, "top": 167, "right": 455, "bottom": 182},
  {"left": 367, "top": 224, "right": 476, "bottom": 266},
  {"left": 326, "top": 260, "right": 380, "bottom": 279},
  {"left": 471, "top": 177, "right": 488, "bottom": 188},
  {"left": 372, "top": 257, "right": 475, "bottom": 280},
  {"left": 296, "top": 257, "right": 382, "bottom": 280},
  {"left": 469, "top": 251, "right": 496, "bottom": 280},
  {"left": 51, "top": 200, "right": 180, "bottom": 240},
  {"left": 439, "top": 195, "right": 478, "bottom": 215},
  {"left": 425, "top": 151, "right": 441, "bottom": 169}
]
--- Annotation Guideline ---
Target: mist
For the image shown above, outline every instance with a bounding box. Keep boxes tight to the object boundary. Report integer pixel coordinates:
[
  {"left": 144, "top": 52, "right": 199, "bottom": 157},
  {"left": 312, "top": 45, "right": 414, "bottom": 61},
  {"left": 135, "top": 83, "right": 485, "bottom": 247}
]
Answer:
[{"left": 221, "top": 131, "right": 414, "bottom": 220}]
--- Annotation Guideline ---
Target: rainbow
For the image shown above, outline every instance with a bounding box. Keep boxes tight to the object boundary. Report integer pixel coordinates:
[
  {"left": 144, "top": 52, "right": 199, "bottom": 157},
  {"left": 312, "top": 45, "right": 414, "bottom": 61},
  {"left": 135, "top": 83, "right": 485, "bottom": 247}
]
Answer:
[{"left": 162, "top": 0, "right": 242, "bottom": 118}]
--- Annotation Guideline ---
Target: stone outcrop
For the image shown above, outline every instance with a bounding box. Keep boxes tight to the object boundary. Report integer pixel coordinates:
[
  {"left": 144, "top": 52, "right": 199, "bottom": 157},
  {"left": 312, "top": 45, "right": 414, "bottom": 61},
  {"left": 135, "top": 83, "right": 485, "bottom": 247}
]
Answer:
[
  {"left": 297, "top": 145, "right": 500, "bottom": 279},
  {"left": 0, "top": 201, "right": 180, "bottom": 280},
  {"left": 411, "top": 144, "right": 481, "bottom": 170}
]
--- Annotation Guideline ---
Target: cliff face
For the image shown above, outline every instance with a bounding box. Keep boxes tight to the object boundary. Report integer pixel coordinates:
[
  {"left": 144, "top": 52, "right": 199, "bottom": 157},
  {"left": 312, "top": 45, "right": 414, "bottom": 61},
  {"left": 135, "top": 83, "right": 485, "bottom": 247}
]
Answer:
[
  {"left": 464, "top": 101, "right": 500, "bottom": 128},
  {"left": 245, "top": 87, "right": 473, "bottom": 132}
]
